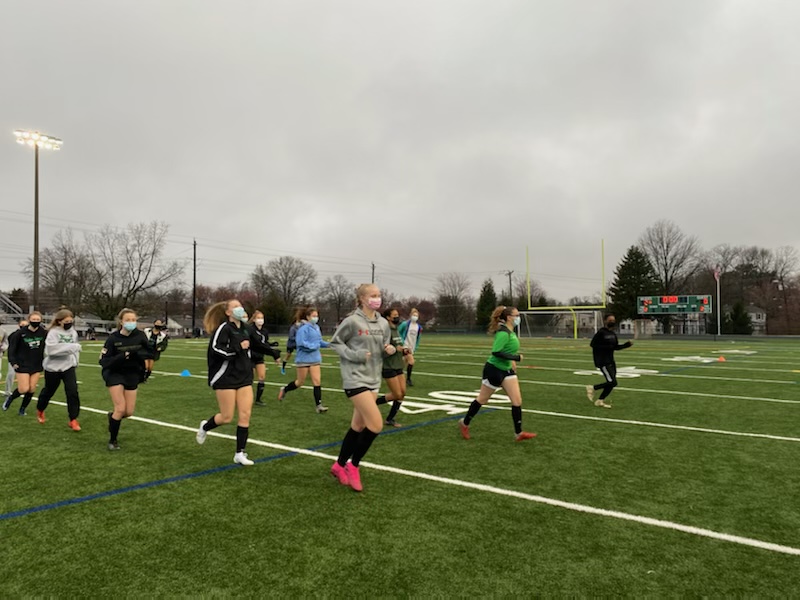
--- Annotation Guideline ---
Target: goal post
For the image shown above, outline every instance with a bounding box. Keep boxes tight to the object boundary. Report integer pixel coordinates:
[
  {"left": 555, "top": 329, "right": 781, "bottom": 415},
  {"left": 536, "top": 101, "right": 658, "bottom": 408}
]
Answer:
[
  {"left": 518, "top": 309, "right": 602, "bottom": 339},
  {"left": 526, "top": 240, "right": 607, "bottom": 311}
]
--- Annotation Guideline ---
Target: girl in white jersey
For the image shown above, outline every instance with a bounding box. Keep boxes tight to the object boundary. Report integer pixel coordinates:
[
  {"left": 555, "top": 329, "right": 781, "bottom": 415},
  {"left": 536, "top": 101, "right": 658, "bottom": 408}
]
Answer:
[{"left": 398, "top": 307, "right": 422, "bottom": 386}]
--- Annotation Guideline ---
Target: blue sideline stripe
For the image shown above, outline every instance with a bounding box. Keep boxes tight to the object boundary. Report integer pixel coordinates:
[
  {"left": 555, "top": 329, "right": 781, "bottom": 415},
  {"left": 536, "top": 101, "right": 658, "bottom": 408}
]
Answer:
[{"left": 0, "top": 410, "right": 484, "bottom": 522}]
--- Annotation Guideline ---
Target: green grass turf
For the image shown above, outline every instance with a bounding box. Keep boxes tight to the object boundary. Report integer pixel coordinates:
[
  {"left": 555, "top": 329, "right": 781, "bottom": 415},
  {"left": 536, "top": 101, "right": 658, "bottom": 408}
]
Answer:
[{"left": 1, "top": 335, "right": 799, "bottom": 596}]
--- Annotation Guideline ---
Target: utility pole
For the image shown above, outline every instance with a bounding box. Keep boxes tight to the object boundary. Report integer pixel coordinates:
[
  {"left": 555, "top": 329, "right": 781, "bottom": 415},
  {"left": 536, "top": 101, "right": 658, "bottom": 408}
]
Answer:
[
  {"left": 501, "top": 270, "right": 514, "bottom": 302},
  {"left": 191, "top": 239, "right": 197, "bottom": 336},
  {"left": 371, "top": 262, "right": 375, "bottom": 284}
]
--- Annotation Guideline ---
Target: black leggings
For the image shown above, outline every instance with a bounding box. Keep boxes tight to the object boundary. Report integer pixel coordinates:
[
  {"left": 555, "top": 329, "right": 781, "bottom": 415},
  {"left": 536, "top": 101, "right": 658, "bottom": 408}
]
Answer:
[{"left": 36, "top": 368, "right": 80, "bottom": 420}]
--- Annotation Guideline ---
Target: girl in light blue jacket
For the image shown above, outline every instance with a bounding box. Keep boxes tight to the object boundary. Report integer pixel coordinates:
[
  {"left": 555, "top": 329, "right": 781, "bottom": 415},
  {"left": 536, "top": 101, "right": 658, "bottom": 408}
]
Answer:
[{"left": 277, "top": 307, "right": 330, "bottom": 413}]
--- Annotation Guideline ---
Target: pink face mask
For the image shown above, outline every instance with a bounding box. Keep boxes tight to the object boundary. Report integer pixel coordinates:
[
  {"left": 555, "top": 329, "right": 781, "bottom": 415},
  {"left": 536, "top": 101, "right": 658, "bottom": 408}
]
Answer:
[{"left": 367, "top": 297, "right": 382, "bottom": 310}]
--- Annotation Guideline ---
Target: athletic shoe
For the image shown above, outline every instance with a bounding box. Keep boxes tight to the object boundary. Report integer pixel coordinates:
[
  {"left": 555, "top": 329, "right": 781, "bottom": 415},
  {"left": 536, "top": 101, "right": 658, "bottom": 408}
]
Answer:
[
  {"left": 277, "top": 387, "right": 286, "bottom": 402},
  {"left": 586, "top": 385, "right": 595, "bottom": 402},
  {"left": 330, "top": 462, "right": 349, "bottom": 485},
  {"left": 196, "top": 420, "right": 208, "bottom": 444},
  {"left": 406, "top": 378, "right": 414, "bottom": 387},
  {"left": 18, "top": 409, "right": 26, "bottom": 416},
  {"left": 37, "top": 410, "right": 46, "bottom": 424},
  {"left": 254, "top": 399, "right": 266, "bottom": 407},
  {"left": 108, "top": 441, "right": 121, "bottom": 451},
  {"left": 315, "top": 404, "right": 328, "bottom": 413},
  {"left": 68, "top": 419, "right": 81, "bottom": 431},
  {"left": 594, "top": 399, "right": 612, "bottom": 409},
  {"left": 458, "top": 418, "right": 471, "bottom": 440},
  {"left": 2, "top": 397, "right": 12, "bottom": 411},
  {"left": 345, "top": 462, "right": 363, "bottom": 492},
  {"left": 385, "top": 419, "right": 402, "bottom": 428},
  {"left": 280, "top": 367, "right": 286, "bottom": 375},
  {"left": 515, "top": 431, "right": 537, "bottom": 442},
  {"left": 234, "top": 451, "right": 254, "bottom": 466}
]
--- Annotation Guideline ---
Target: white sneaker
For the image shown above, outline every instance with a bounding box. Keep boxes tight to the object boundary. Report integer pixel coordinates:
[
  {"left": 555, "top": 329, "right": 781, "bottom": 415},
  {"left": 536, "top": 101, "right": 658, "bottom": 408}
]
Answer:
[
  {"left": 586, "top": 385, "right": 595, "bottom": 402},
  {"left": 234, "top": 451, "right": 254, "bottom": 466},
  {"left": 315, "top": 404, "right": 328, "bottom": 413},
  {"left": 196, "top": 420, "right": 208, "bottom": 445}
]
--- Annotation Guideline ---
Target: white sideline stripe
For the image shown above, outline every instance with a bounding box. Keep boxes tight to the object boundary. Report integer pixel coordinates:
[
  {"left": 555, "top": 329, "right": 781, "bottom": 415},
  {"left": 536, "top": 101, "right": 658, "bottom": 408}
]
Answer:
[
  {"left": 72, "top": 363, "right": 800, "bottom": 442},
  {"left": 46, "top": 399, "right": 800, "bottom": 557}
]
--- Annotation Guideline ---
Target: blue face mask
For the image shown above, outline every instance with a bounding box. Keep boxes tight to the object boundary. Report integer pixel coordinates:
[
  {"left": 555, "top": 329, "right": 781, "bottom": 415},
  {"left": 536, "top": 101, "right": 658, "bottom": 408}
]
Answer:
[
  {"left": 123, "top": 321, "right": 138, "bottom": 332},
  {"left": 231, "top": 307, "right": 246, "bottom": 321},
  {"left": 513, "top": 316, "right": 521, "bottom": 327},
  {"left": 310, "top": 316, "right": 319, "bottom": 324}
]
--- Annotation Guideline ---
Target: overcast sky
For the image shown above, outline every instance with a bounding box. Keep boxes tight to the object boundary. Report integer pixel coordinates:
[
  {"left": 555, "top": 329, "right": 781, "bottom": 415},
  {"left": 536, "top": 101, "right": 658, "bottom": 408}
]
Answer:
[{"left": 2, "top": 0, "right": 799, "bottom": 305}]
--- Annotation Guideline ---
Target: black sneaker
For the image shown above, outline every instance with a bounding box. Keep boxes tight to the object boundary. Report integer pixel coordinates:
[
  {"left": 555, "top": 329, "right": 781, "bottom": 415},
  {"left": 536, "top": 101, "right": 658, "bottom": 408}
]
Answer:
[
  {"left": 254, "top": 399, "right": 266, "bottom": 407},
  {"left": 385, "top": 419, "right": 402, "bottom": 428},
  {"left": 18, "top": 410, "right": 26, "bottom": 416},
  {"left": 2, "top": 397, "right": 12, "bottom": 411},
  {"left": 406, "top": 378, "right": 414, "bottom": 387},
  {"left": 108, "top": 441, "right": 121, "bottom": 451}
]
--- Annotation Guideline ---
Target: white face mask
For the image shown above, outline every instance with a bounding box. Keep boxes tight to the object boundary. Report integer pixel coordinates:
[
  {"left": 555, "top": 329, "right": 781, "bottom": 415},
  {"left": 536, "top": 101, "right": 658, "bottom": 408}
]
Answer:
[
  {"left": 254, "top": 318, "right": 264, "bottom": 326},
  {"left": 411, "top": 315, "right": 418, "bottom": 323},
  {"left": 310, "top": 316, "right": 319, "bottom": 324}
]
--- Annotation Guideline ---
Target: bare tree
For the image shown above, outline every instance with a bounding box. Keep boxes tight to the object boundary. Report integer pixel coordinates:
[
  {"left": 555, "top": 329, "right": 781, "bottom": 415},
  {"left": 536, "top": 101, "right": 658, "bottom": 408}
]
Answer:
[
  {"left": 433, "top": 272, "right": 472, "bottom": 327},
  {"left": 638, "top": 220, "right": 702, "bottom": 294},
  {"left": 251, "top": 256, "right": 317, "bottom": 308},
  {"left": 320, "top": 274, "right": 354, "bottom": 322},
  {"left": 84, "top": 222, "right": 186, "bottom": 319}
]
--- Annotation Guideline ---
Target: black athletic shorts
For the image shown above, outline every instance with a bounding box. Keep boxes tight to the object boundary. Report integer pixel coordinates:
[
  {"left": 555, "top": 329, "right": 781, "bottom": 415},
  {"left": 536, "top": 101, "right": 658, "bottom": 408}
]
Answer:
[
  {"left": 481, "top": 363, "right": 516, "bottom": 389},
  {"left": 382, "top": 368, "right": 404, "bottom": 380},
  {"left": 15, "top": 365, "right": 43, "bottom": 375},
  {"left": 103, "top": 370, "right": 140, "bottom": 391},
  {"left": 250, "top": 356, "right": 265, "bottom": 366},
  {"left": 345, "top": 387, "right": 378, "bottom": 398}
]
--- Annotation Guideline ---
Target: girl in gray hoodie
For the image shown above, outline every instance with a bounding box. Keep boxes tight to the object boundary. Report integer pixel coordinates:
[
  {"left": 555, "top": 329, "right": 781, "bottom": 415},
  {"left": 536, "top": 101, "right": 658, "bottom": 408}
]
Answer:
[
  {"left": 35, "top": 308, "right": 82, "bottom": 430},
  {"left": 329, "top": 283, "right": 394, "bottom": 492}
]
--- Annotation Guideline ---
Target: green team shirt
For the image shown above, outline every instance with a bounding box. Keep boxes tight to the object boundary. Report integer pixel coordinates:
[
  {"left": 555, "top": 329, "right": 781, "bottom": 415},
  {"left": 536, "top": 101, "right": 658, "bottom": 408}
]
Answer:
[
  {"left": 383, "top": 324, "right": 405, "bottom": 370},
  {"left": 486, "top": 327, "right": 520, "bottom": 371}
]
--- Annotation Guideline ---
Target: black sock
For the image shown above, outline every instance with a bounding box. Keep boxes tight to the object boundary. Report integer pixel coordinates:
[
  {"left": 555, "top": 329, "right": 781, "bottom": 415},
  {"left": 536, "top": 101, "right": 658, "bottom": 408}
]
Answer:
[
  {"left": 313, "top": 385, "right": 322, "bottom": 406},
  {"left": 376, "top": 395, "right": 388, "bottom": 405},
  {"left": 9, "top": 388, "right": 21, "bottom": 401},
  {"left": 337, "top": 428, "right": 360, "bottom": 467},
  {"left": 281, "top": 361, "right": 287, "bottom": 370},
  {"left": 236, "top": 426, "right": 249, "bottom": 453},
  {"left": 352, "top": 428, "right": 379, "bottom": 467},
  {"left": 463, "top": 400, "right": 482, "bottom": 425},
  {"left": 406, "top": 365, "right": 414, "bottom": 379},
  {"left": 511, "top": 405, "right": 523, "bottom": 434},
  {"left": 387, "top": 401, "right": 401, "bottom": 421},
  {"left": 203, "top": 416, "right": 219, "bottom": 431},
  {"left": 109, "top": 416, "right": 122, "bottom": 443},
  {"left": 20, "top": 392, "right": 33, "bottom": 410},
  {"left": 144, "top": 370, "right": 152, "bottom": 381},
  {"left": 256, "top": 382, "right": 265, "bottom": 402},
  {"left": 285, "top": 381, "right": 298, "bottom": 393}
]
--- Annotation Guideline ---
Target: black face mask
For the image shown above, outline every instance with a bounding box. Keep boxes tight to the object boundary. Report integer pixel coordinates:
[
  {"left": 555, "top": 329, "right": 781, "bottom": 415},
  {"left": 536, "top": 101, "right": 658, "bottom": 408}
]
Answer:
[
  {"left": 63, "top": 322, "right": 74, "bottom": 330},
  {"left": 19, "top": 325, "right": 27, "bottom": 331},
  {"left": 392, "top": 317, "right": 401, "bottom": 324},
  {"left": 29, "top": 322, "right": 41, "bottom": 330},
  {"left": 607, "top": 322, "right": 616, "bottom": 329}
]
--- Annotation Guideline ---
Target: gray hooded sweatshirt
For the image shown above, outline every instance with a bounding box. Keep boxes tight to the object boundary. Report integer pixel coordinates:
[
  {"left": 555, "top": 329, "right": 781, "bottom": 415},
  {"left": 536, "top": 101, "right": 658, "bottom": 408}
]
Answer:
[
  {"left": 42, "top": 327, "right": 82, "bottom": 372},
  {"left": 330, "top": 308, "right": 391, "bottom": 390}
]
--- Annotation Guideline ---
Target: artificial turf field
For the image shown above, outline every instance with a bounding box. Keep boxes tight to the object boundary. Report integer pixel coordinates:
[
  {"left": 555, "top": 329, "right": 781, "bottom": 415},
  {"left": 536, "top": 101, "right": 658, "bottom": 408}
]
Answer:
[{"left": 1, "top": 335, "right": 799, "bottom": 596}]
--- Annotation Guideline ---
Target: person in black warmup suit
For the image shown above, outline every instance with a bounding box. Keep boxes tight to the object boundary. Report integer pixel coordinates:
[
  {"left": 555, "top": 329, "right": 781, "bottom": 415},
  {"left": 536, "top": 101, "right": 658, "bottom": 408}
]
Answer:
[
  {"left": 587, "top": 314, "right": 633, "bottom": 409},
  {"left": 3, "top": 312, "right": 46, "bottom": 416}
]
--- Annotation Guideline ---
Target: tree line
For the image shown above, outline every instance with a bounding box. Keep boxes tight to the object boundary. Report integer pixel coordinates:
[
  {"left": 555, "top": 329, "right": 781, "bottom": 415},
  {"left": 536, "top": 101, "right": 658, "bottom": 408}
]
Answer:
[{"left": 7, "top": 219, "right": 799, "bottom": 335}]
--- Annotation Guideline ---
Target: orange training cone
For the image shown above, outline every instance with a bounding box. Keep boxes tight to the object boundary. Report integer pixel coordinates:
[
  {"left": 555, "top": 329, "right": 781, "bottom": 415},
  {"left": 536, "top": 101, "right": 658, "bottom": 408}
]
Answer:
[{"left": 717, "top": 356, "right": 726, "bottom": 362}]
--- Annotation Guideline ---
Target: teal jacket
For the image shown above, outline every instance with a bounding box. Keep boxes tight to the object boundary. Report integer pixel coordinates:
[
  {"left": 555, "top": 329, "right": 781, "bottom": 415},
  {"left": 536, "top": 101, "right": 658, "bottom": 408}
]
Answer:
[{"left": 397, "top": 319, "right": 422, "bottom": 351}]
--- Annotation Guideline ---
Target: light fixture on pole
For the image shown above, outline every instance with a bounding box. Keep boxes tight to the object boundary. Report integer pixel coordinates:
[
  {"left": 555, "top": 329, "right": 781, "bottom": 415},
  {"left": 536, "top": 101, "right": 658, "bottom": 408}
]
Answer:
[{"left": 13, "top": 129, "right": 63, "bottom": 311}]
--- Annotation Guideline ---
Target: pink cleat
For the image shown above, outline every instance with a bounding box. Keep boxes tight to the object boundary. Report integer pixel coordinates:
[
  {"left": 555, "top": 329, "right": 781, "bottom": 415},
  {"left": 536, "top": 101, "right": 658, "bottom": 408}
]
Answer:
[
  {"left": 458, "top": 418, "right": 471, "bottom": 440},
  {"left": 330, "top": 462, "right": 349, "bottom": 486},
  {"left": 345, "top": 462, "right": 363, "bottom": 492}
]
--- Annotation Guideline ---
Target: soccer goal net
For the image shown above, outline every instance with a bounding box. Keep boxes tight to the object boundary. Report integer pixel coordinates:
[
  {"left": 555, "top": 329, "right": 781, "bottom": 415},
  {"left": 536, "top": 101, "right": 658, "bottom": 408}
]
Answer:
[{"left": 518, "top": 310, "right": 602, "bottom": 339}]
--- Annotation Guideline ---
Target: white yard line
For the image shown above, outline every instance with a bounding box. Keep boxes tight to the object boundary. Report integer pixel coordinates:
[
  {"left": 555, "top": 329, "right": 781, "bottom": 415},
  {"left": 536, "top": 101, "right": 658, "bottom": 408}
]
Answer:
[{"left": 45, "top": 399, "right": 800, "bottom": 558}]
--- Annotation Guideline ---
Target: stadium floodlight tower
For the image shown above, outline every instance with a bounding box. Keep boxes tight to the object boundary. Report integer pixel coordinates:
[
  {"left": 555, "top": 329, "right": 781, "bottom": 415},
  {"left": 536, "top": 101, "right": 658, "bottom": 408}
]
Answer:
[{"left": 13, "top": 129, "right": 63, "bottom": 311}]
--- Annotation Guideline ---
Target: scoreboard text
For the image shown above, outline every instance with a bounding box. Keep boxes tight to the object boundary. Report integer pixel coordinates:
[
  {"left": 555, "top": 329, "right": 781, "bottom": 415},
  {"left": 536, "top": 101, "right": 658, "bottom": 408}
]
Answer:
[{"left": 637, "top": 295, "right": 713, "bottom": 315}]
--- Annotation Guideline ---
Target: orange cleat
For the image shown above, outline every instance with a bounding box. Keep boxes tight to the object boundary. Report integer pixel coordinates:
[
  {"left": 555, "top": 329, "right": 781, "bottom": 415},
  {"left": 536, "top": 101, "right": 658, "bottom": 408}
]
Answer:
[
  {"left": 68, "top": 419, "right": 81, "bottom": 431},
  {"left": 515, "top": 431, "right": 537, "bottom": 442}
]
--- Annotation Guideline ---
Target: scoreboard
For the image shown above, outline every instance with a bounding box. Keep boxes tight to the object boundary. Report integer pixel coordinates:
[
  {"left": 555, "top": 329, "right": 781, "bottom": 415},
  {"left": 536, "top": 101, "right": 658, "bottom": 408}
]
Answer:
[{"left": 637, "top": 295, "right": 712, "bottom": 315}]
